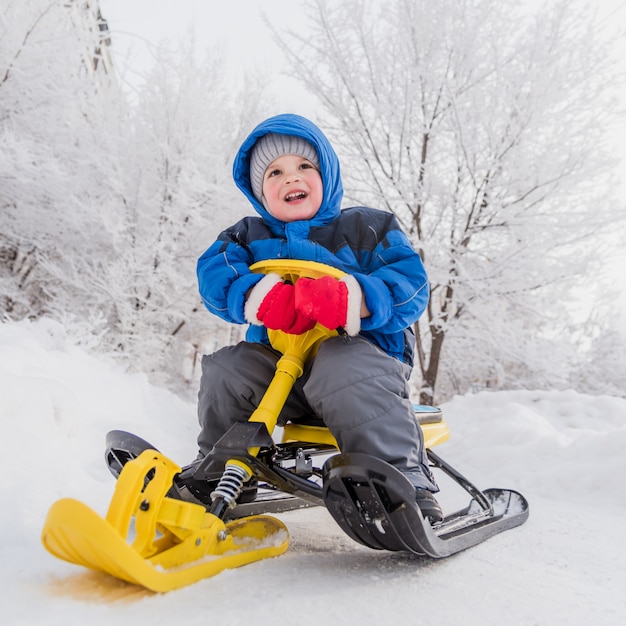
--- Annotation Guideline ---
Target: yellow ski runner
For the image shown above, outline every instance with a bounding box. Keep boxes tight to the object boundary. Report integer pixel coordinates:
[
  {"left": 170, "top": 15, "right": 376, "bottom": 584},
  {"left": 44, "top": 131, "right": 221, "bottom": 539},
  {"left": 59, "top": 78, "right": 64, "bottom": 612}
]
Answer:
[{"left": 42, "top": 449, "right": 288, "bottom": 593}]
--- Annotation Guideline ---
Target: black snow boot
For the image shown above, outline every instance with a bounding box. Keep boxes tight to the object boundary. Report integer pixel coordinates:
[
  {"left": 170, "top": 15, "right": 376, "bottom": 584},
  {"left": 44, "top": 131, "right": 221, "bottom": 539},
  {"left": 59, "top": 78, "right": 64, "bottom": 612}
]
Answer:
[
  {"left": 415, "top": 489, "right": 444, "bottom": 523},
  {"left": 170, "top": 463, "right": 258, "bottom": 509}
]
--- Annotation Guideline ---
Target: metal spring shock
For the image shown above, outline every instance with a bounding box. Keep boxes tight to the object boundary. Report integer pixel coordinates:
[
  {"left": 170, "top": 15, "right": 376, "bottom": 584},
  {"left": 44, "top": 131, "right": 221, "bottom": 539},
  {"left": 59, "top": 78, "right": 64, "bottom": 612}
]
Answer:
[{"left": 210, "top": 462, "right": 251, "bottom": 511}]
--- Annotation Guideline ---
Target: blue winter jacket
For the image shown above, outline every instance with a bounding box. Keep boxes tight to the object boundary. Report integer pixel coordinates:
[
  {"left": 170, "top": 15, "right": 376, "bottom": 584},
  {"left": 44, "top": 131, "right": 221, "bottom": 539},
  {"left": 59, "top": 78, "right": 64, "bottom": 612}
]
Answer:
[{"left": 196, "top": 114, "right": 429, "bottom": 366}]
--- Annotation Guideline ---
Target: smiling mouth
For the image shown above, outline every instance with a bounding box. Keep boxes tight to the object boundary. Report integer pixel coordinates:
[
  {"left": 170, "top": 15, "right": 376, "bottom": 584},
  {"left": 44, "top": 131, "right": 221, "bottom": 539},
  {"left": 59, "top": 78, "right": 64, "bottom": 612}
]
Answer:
[{"left": 285, "top": 191, "right": 307, "bottom": 202}]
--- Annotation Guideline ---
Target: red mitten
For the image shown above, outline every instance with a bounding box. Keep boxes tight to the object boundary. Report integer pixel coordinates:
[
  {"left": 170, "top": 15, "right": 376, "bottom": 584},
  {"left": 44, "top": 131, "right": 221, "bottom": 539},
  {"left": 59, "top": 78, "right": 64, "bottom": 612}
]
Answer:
[
  {"left": 294, "top": 275, "right": 362, "bottom": 335},
  {"left": 245, "top": 274, "right": 316, "bottom": 334}
]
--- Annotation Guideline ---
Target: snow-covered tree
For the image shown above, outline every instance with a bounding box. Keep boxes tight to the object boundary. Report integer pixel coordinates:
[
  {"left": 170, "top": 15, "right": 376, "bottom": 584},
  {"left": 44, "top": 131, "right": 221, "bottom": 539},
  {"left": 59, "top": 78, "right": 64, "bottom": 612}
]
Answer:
[
  {"left": 0, "top": 0, "right": 117, "bottom": 320},
  {"left": 272, "top": 0, "right": 626, "bottom": 402},
  {"left": 0, "top": 1, "right": 272, "bottom": 389}
]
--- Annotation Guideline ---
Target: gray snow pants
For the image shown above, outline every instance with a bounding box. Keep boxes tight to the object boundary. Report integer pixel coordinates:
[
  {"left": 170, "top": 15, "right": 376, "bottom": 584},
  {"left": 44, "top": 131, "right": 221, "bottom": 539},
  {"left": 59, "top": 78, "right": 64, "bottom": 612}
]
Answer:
[{"left": 196, "top": 335, "right": 438, "bottom": 491}]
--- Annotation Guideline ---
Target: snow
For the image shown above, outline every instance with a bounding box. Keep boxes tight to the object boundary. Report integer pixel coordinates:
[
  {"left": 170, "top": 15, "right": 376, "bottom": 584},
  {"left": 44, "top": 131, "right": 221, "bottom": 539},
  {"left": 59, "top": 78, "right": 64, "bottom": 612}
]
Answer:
[{"left": 1, "top": 318, "right": 625, "bottom": 625}]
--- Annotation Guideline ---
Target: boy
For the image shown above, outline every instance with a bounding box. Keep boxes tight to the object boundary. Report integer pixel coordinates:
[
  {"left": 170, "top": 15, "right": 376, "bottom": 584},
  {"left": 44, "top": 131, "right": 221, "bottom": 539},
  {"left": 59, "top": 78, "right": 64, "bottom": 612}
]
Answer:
[{"left": 182, "top": 113, "right": 442, "bottom": 522}]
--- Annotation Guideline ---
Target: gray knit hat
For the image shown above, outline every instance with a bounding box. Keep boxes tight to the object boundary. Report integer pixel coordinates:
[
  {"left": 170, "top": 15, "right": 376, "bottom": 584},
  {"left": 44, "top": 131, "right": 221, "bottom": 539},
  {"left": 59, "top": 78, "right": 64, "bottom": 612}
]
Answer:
[{"left": 249, "top": 133, "right": 319, "bottom": 202}]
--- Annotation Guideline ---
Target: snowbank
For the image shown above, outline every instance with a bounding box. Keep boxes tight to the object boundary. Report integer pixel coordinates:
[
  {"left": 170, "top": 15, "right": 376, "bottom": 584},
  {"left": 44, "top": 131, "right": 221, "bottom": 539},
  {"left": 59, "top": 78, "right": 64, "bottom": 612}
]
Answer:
[{"left": 0, "top": 319, "right": 624, "bottom": 625}]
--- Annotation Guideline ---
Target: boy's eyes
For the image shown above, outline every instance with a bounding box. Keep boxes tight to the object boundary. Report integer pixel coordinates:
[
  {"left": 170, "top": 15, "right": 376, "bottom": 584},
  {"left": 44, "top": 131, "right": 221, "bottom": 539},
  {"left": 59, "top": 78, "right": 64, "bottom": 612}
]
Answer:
[{"left": 266, "top": 161, "right": 316, "bottom": 178}]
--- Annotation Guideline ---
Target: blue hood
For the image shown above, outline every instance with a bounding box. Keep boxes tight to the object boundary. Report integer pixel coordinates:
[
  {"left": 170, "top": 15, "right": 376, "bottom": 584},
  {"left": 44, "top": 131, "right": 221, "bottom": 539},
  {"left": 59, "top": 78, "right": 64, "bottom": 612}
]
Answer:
[{"left": 232, "top": 114, "right": 344, "bottom": 233}]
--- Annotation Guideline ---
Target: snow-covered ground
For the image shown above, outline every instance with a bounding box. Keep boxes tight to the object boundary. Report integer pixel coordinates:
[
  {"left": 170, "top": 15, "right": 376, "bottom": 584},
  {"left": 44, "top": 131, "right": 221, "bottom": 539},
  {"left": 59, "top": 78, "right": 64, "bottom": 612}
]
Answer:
[{"left": 1, "top": 318, "right": 624, "bottom": 625}]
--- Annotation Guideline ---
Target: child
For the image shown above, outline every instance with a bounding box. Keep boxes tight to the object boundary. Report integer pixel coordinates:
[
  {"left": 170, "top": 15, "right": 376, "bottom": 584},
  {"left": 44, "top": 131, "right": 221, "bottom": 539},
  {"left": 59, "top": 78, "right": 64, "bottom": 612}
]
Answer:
[{"left": 181, "top": 113, "right": 442, "bottom": 522}]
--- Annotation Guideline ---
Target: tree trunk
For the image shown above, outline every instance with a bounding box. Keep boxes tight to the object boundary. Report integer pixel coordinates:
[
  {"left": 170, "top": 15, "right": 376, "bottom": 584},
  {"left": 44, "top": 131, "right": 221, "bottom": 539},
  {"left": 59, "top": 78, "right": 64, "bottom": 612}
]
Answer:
[{"left": 419, "top": 324, "right": 445, "bottom": 406}]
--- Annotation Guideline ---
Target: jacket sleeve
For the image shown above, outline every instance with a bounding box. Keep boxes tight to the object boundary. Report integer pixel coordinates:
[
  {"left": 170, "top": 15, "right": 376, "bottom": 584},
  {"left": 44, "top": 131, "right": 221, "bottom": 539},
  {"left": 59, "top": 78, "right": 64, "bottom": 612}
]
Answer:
[
  {"left": 352, "top": 216, "right": 429, "bottom": 334},
  {"left": 196, "top": 220, "right": 264, "bottom": 324}
]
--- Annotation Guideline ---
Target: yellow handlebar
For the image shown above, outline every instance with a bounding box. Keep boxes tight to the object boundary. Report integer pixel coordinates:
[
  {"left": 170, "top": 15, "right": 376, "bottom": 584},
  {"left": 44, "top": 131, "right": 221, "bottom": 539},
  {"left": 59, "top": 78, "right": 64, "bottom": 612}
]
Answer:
[
  {"left": 249, "top": 259, "right": 345, "bottom": 359},
  {"left": 250, "top": 259, "right": 345, "bottom": 282}
]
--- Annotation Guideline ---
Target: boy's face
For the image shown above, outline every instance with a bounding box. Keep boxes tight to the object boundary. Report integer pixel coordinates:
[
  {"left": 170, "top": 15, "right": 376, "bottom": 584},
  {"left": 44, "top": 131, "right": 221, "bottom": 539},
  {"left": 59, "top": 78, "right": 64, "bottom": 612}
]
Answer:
[{"left": 261, "top": 154, "right": 323, "bottom": 222}]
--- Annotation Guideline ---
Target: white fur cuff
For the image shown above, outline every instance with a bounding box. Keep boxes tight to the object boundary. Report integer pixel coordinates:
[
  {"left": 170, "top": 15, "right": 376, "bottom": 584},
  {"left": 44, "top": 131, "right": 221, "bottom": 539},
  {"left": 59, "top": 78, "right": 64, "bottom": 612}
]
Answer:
[
  {"left": 340, "top": 274, "right": 362, "bottom": 336},
  {"left": 244, "top": 273, "right": 283, "bottom": 325}
]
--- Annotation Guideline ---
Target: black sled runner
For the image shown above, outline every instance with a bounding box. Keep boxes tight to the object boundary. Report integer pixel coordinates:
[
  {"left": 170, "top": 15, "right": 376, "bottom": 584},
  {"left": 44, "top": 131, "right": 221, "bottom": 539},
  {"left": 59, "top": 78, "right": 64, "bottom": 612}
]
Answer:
[{"left": 42, "top": 260, "right": 528, "bottom": 591}]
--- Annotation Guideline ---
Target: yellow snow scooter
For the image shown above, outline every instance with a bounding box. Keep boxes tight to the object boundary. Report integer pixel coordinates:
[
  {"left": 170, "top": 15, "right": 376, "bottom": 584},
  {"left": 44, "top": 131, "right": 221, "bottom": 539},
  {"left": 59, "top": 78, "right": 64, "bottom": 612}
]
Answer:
[{"left": 42, "top": 260, "right": 528, "bottom": 592}]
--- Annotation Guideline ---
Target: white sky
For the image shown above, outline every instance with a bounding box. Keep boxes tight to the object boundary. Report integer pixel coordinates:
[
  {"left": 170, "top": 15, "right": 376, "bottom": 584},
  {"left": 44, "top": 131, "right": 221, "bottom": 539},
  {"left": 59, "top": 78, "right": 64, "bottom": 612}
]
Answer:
[
  {"left": 99, "top": 0, "right": 278, "bottom": 62},
  {"left": 98, "top": 0, "right": 320, "bottom": 116}
]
